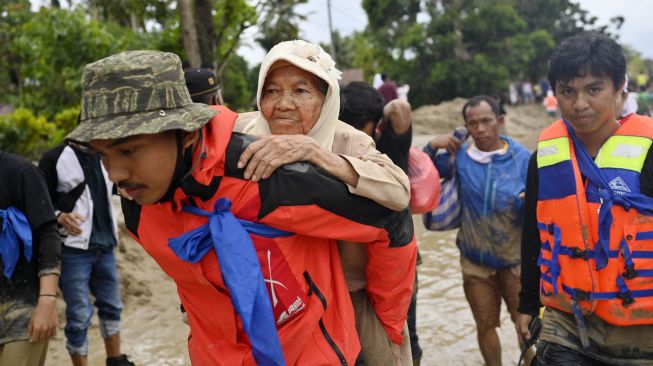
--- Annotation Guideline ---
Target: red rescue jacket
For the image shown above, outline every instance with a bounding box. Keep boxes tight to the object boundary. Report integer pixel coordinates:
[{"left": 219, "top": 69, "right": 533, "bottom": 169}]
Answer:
[{"left": 121, "top": 106, "right": 417, "bottom": 365}]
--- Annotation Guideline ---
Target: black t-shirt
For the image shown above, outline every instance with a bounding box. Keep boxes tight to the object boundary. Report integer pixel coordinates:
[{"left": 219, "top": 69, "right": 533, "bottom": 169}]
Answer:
[
  {"left": 0, "top": 151, "right": 60, "bottom": 304},
  {"left": 518, "top": 148, "right": 653, "bottom": 314},
  {"left": 375, "top": 124, "right": 412, "bottom": 174}
]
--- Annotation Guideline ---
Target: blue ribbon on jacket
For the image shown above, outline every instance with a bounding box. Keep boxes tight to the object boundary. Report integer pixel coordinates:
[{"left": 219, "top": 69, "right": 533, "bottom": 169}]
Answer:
[
  {"left": 0, "top": 207, "right": 33, "bottom": 279},
  {"left": 168, "top": 197, "right": 292, "bottom": 366},
  {"left": 563, "top": 119, "right": 653, "bottom": 269}
]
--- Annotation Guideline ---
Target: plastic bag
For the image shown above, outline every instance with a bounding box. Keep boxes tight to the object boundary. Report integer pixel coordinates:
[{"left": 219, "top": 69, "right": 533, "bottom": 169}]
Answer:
[
  {"left": 422, "top": 173, "right": 460, "bottom": 231},
  {"left": 407, "top": 147, "right": 440, "bottom": 214}
]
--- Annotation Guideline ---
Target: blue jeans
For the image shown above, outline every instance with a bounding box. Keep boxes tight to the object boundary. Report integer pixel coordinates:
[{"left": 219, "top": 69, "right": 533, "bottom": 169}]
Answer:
[{"left": 60, "top": 247, "right": 123, "bottom": 356}]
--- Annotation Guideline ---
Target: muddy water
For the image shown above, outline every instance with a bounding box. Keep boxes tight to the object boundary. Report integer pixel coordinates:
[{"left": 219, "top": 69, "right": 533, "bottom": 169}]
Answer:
[{"left": 413, "top": 216, "right": 521, "bottom": 365}]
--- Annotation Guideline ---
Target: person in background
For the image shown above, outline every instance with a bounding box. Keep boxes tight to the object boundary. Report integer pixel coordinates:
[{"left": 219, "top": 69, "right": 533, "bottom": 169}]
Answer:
[
  {"left": 39, "top": 142, "right": 134, "bottom": 366},
  {"left": 616, "top": 75, "right": 638, "bottom": 119},
  {"left": 378, "top": 73, "right": 399, "bottom": 105},
  {"left": 522, "top": 80, "right": 535, "bottom": 104},
  {"left": 636, "top": 71, "right": 649, "bottom": 91},
  {"left": 339, "top": 81, "right": 423, "bottom": 366},
  {"left": 373, "top": 73, "right": 384, "bottom": 89},
  {"left": 424, "top": 96, "right": 531, "bottom": 366},
  {"left": 0, "top": 151, "right": 61, "bottom": 366},
  {"left": 184, "top": 68, "right": 223, "bottom": 106},
  {"left": 200, "top": 61, "right": 215, "bottom": 73},
  {"left": 636, "top": 85, "right": 651, "bottom": 116},
  {"left": 516, "top": 31, "right": 653, "bottom": 366},
  {"left": 543, "top": 90, "right": 558, "bottom": 118},
  {"left": 397, "top": 84, "right": 410, "bottom": 102}
]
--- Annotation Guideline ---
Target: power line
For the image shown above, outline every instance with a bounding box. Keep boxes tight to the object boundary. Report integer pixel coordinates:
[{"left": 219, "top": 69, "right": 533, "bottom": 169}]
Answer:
[{"left": 330, "top": 0, "right": 366, "bottom": 23}]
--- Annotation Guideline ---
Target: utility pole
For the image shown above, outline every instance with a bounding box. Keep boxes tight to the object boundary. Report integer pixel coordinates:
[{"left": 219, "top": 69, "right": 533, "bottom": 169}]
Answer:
[{"left": 326, "top": 0, "right": 337, "bottom": 56}]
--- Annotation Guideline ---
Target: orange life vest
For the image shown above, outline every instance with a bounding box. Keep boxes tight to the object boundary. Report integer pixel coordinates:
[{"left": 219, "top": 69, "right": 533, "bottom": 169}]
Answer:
[
  {"left": 544, "top": 95, "right": 557, "bottom": 112},
  {"left": 536, "top": 115, "right": 653, "bottom": 326}
]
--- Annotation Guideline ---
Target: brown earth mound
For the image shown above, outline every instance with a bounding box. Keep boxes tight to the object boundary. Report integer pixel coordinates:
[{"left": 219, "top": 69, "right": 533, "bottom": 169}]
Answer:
[{"left": 412, "top": 98, "right": 555, "bottom": 150}]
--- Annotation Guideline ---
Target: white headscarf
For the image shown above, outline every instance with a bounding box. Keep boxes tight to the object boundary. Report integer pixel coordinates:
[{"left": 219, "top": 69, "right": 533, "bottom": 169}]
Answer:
[{"left": 242, "top": 40, "right": 342, "bottom": 150}]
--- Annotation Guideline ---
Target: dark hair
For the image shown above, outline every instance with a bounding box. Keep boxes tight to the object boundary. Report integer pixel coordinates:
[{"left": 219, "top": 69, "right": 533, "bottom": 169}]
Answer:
[
  {"left": 339, "top": 81, "right": 384, "bottom": 130},
  {"left": 201, "top": 61, "right": 215, "bottom": 69},
  {"left": 462, "top": 95, "right": 501, "bottom": 121},
  {"left": 547, "top": 32, "right": 626, "bottom": 93},
  {"left": 181, "top": 60, "right": 191, "bottom": 70},
  {"left": 381, "top": 73, "right": 388, "bottom": 82},
  {"left": 191, "top": 91, "right": 217, "bottom": 105}
]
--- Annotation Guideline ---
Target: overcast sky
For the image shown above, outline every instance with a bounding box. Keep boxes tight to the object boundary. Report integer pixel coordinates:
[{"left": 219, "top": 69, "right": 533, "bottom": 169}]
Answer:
[{"left": 238, "top": 0, "right": 653, "bottom": 64}]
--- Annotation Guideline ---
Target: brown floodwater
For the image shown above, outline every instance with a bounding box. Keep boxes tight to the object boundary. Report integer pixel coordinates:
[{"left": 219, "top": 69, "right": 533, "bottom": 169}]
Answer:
[{"left": 413, "top": 217, "right": 521, "bottom": 365}]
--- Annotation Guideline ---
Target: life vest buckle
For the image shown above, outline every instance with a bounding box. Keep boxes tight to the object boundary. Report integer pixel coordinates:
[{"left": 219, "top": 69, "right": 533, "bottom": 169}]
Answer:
[
  {"left": 570, "top": 247, "right": 589, "bottom": 259},
  {"left": 622, "top": 265, "right": 638, "bottom": 280},
  {"left": 573, "top": 288, "right": 591, "bottom": 302},
  {"left": 617, "top": 290, "right": 635, "bottom": 307}
]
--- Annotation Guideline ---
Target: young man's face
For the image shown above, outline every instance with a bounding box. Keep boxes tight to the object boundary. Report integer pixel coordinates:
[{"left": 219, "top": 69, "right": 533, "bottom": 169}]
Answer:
[
  {"left": 89, "top": 131, "right": 186, "bottom": 205},
  {"left": 555, "top": 74, "right": 620, "bottom": 134},
  {"left": 464, "top": 100, "right": 504, "bottom": 152}
]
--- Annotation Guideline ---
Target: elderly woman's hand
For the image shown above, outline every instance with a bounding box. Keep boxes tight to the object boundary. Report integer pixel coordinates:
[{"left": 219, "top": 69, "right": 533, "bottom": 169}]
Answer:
[{"left": 237, "top": 134, "right": 322, "bottom": 181}]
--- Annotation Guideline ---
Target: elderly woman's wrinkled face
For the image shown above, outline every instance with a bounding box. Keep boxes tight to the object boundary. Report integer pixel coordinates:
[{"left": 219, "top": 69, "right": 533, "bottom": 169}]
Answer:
[{"left": 260, "top": 64, "right": 326, "bottom": 135}]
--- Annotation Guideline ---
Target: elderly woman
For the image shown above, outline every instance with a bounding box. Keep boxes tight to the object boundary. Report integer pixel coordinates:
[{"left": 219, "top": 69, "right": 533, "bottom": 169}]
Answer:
[{"left": 235, "top": 40, "right": 413, "bottom": 366}]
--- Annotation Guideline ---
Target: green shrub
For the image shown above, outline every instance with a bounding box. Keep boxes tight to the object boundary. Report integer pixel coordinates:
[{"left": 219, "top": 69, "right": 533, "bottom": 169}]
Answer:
[
  {"left": 0, "top": 106, "right": 78, "bottom": 160},
  {"left": 0, "top": 108, "right": 56, "bottom": 159},
  {"left": 51, "top": 106, "right": 80, "bottom": 145}
]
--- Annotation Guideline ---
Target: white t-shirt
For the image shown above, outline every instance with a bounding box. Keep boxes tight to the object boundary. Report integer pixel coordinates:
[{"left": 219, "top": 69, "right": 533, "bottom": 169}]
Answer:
[{"left": 466, "top": 142, "right": 508, "bottom": 164}]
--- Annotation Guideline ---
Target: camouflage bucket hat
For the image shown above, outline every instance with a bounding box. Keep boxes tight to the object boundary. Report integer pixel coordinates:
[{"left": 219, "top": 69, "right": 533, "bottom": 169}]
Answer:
[{"left": 66, "top": 50, "right": 218, "bottom": 143}]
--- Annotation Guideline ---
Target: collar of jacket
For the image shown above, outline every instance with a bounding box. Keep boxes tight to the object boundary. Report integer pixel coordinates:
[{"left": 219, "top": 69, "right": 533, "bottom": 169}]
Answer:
[{"left": 167, "top": 111, "right": 235, "bottom": 211}]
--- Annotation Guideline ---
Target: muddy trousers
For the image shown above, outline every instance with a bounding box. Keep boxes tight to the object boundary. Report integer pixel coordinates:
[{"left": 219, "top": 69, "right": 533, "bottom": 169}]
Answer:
[
  {"left": 350, "top": 290, "right": 412, "bottom": 366},
  {"left": 533, "top": 341, "right": 612, "bottom": 366},
  {"left": 0, "top": 340, "right": 48, "bottom": 366}
]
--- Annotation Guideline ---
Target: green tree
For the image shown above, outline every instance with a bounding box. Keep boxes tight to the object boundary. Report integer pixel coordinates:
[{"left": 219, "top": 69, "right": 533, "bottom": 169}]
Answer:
[
  {"left": 221, "top": 54, "right": 254, "bottom": 111},
  {"left": 513, "top": 0, "right": 623, "bottom": 43},
  {"left": 511, "top": 0, "right": 619, "bottom": 82},
  {"left": 358, "top": 0, "right": 612, "bottom": 107},
  {"left": 319, "top": 30, "right": 361, "bottom": 69},
  {"left": 255, "top": 0, "right": 307, "bottom": 52},
  {"left": 85, "top": 0, "right": 173, "bottom": 31},
  {"left": 8, "top": 7, "right": 149, "bottom": 117},
  {"left": 0, "top": 0, "right": 32, "bottom": 103}
]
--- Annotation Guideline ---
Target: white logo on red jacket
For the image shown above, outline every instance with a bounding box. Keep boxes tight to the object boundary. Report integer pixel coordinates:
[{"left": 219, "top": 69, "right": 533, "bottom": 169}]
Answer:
[
  {"left": 257, "top": 245, "right": 307, "bottom": 327},
  {"left": 264, "top": 249, "right": 289, "bottom": 307}
]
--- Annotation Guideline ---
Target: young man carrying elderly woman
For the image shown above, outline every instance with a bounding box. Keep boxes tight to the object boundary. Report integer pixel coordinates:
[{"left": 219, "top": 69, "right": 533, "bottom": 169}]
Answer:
[{"left": 65, "top": 40, "right": 416, "bottom": 365}]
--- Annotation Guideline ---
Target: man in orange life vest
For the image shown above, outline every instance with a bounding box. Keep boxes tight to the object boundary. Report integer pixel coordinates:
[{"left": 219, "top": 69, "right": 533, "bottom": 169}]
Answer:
[
  {"left": 65, "top": 51, "right": 417, "bottom": 365},
  {"left": 516, "top": 32, "right": 653, "bottom": 364}
]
